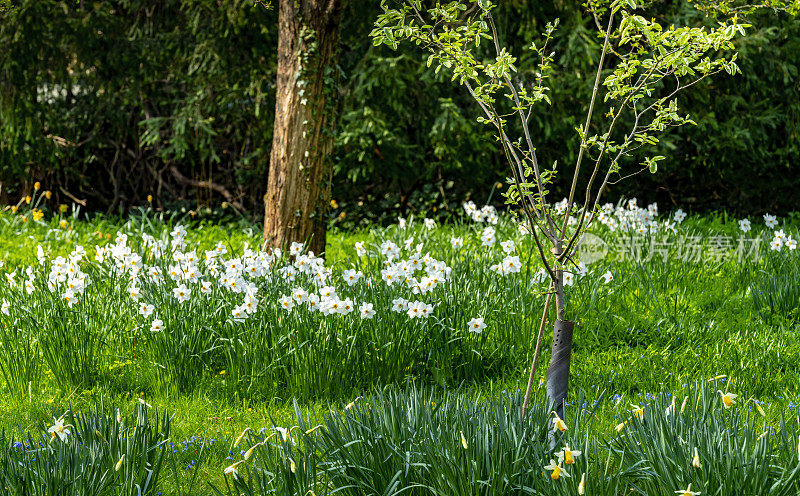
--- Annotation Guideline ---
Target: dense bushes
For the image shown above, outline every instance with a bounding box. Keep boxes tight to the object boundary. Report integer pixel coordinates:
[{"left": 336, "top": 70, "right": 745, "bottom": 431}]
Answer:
[
  {"left": 0, "top": 1, "right": 798, "bottom": 218},
  {"left": 0, "top": 0, "right": 277, "bottom": 213}
]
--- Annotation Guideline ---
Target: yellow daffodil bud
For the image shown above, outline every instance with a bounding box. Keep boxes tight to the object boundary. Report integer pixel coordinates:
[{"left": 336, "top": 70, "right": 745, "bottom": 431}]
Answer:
[
  {"left": 25, "top": 195, "right": 31, "bottom": 204},
  {"left": 615, "top": 421, "right": 627, "bottom": 432},
  {"left": 147, "top": 195, "right": 153, "bottom": 202},
  {"left": 233, "top": 428, "right": 250, "bottom": 448},
  {"left": 45, "top": 190, "right": 52, "bottom": 199},
  {"left": 116, "top": 409, "right": 122, "bottom": 423},
  {"left": 578, "top": 473, "right": 586, "bottom": 495},
  {"left": 680, "top": 396, "right": 689, "bottom": 414},
  {"left": 752, "top": 399, "right": 765, "bottom": 417},
  {"left": 305, "top": 425, "right": 323, "bottom": 435},
  {"left": 11, "top": 205, "right": 18, "bottom": 213},
  {"left": 666, "top": 396, "right": 676, "bottom": 416},
  {"left": 115, "top": 454, "right": 125, "bottom": 471},
  {"left": 34, "top": 182, "right": 41, "bottom": 191},
  {"left": 59, "top": 204, "right": 68, "bottom": 213},
  {"left": 289, "top": 458, "right": 296, "bottom": 473},
  {"left": 692, "top": 447, "right": 700, "bottom": 468},
  {"left": 460, "top": 430, "right": 468, "bottom": 450}
]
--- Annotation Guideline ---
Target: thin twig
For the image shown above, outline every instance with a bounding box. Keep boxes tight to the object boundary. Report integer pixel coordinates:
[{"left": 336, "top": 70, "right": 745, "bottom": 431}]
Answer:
[{"left": 522, "top": 281, "right": 554, "bottom": 417}]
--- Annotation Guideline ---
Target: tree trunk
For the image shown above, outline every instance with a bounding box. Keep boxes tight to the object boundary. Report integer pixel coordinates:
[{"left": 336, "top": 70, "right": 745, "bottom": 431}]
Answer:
[{"left": 263, "top": 0, "right": 343, "bottom": 256}]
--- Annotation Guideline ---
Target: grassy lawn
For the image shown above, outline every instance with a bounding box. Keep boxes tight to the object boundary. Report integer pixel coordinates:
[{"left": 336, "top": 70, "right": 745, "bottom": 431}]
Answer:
[{"left": 0, "top": 202, "right": 799, "bottom": 494}]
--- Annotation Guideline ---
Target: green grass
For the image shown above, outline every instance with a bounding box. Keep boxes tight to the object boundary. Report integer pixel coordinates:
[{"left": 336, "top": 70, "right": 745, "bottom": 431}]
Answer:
[{"left": 0, "top": 200, "right": 799, "bottom": 493}]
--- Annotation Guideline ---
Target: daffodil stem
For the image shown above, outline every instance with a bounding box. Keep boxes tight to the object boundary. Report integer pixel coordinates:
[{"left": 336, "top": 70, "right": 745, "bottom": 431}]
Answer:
[{"left": 521, "top": 282, "right": 553, "bottom": 418}]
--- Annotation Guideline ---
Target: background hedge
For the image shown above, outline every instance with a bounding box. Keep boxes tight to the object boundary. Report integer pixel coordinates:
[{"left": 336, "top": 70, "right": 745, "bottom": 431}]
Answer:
[{"left": 0, "top": 0, "right": 797, "bottom": 222}]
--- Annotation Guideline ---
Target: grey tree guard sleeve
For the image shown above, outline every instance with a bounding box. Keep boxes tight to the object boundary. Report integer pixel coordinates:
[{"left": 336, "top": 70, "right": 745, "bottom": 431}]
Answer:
[{"left": 546, "top": 320, "right": 574, "bottom": 420}]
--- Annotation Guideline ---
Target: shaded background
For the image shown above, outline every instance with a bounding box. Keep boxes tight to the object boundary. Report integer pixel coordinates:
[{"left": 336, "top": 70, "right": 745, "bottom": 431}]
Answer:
[{"left": 1, "top": 0, "right": 798, "bottom": 224}]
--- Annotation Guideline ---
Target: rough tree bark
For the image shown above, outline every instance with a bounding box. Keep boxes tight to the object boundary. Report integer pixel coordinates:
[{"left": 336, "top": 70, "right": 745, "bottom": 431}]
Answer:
[{"left": 263, "top": 0, "right": 343, "bottom": 255}]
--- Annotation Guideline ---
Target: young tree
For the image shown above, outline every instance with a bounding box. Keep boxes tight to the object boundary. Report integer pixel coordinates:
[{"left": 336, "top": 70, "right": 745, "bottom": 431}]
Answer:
[
  {"left": 372, "top": 0, "right": 745, "bottom": 431},
  {"left": 264, "top": 0, "right": 344, "bottom": 255}
]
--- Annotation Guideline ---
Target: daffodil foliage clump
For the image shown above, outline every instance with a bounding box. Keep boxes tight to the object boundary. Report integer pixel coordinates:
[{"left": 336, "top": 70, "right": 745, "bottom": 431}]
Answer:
[
  {"left": 0, "top": 403, "right": 170, "bottom": 496},
  {"left": 209, "top": 384, "right": 800, "bottom": 496}
]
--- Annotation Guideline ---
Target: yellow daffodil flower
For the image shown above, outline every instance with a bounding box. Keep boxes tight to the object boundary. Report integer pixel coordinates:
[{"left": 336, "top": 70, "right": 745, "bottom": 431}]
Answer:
[
  {"left": 718, "top": 390, "right": 737, "bottom": 408},
  {"left": 544, "top": 458, "right": 570, "bottom": 480},
  {"left": 224, "top": 460, "right": 244, "bottom": 478},
  {"left": 675, "top": 483, "right": 701, "bottom": 496},
  {"left": 556, "top": 444, "right": 581, "bottom": 465},
  {"left": 552, "top": 412, "right": 567, "bottom": 433},
  {"left": 47, "top": 415, "right": 72, "bottom": 442},
  {"left": 273, "top": 426, "right": 298, "bottom": 445},
  {"left": 631, "top": 404, "right": 644, "bottom": 420}
]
